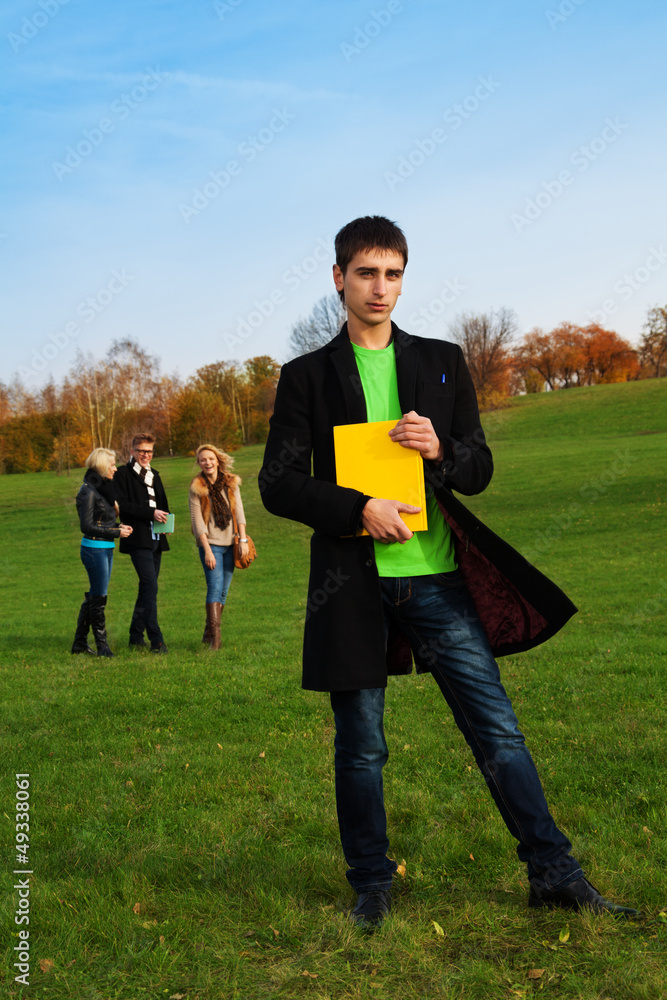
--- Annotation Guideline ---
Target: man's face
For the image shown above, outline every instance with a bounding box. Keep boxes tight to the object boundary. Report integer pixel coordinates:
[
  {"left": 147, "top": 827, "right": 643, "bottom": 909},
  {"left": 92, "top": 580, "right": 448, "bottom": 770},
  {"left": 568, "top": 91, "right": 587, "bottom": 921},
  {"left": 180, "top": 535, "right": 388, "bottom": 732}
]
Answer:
[
  {"left": 333, "top": 249, "right": 404, "bottom": 329},
  {"left": 132, "top": 443, "right": 154, "bottom": 469}
]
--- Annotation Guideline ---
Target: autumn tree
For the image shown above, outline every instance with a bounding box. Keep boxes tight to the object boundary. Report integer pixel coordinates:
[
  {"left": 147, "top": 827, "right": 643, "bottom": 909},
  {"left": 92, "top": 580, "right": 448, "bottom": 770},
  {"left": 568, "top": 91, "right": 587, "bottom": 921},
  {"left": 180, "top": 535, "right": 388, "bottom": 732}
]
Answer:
[
  {"left": 448, "top": 308, "right": 517, "bottom": 407},
  {"left": 512, "top": 323, "right": 637, "bottom": 391},
  {"left": 639, "top": 306, "right": 667, "bottom": 378},
  {"left": 171, "top": 388, "right": 240, "bottom": 454},
  {"left": 287, "top": 294, "right": 346, "bottom": 359},
  {"left": 581, "top": 325, "right": 638, "bottom": 384},
  {"left": 238, "top": 356, "right": 281, "bottom": 444}
]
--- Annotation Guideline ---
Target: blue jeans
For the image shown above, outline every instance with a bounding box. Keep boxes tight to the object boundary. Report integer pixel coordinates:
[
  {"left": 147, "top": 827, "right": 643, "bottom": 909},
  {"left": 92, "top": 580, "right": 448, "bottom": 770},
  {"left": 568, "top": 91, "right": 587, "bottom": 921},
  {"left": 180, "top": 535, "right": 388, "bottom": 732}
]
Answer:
[
  {"left": 80, "top": 545, "right": 114, "bottom": 596},
  {"left": 330, "top": 573, "right": 583, "bottom": 893},
  {"left": 198, "top": 544, "right": 235, "bottom": 604}
]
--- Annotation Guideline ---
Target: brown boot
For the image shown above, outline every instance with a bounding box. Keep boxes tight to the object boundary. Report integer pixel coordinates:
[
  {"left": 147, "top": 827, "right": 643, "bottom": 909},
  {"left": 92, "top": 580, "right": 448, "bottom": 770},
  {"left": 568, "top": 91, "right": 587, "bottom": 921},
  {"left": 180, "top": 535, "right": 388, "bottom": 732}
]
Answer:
[
  {"left": 202, "top": 602, "right": 212, "bottom": 645},
  {"left": 207, "top": 602, "right": 222, "bottom": 650}
]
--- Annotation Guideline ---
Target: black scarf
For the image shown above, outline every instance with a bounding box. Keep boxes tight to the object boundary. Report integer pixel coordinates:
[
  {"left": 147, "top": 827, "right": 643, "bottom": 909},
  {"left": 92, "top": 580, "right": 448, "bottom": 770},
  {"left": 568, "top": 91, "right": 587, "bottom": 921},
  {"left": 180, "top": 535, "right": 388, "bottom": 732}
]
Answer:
[{"left": 85, "top": 468, "right": 117, "bottom": 504}]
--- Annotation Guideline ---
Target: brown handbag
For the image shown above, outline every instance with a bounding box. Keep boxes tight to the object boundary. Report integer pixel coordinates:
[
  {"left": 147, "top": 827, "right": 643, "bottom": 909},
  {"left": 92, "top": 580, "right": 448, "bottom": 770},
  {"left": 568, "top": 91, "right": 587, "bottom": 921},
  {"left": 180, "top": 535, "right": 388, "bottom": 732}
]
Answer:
[{"left": 228, "top": 486, "right": 256, "bottom": 569}]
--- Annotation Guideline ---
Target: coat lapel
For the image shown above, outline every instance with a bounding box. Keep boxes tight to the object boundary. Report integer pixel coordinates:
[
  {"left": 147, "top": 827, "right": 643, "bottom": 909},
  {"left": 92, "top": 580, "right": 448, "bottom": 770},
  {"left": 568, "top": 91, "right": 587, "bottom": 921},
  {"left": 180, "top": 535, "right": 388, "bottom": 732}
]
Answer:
[
  {"left": 328, "top": 325, "right": 368, "bottom": 423},
  {"left": 394, "top": 324, "right": 419, "bottom": 413}
]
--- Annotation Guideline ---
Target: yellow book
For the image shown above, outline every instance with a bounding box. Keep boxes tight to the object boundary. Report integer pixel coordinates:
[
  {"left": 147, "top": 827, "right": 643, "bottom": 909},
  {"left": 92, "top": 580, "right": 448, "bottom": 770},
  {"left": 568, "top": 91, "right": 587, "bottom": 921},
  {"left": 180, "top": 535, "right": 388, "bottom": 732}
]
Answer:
[{"left": 334, "top": 419, "right": 428, "bottom": 535}]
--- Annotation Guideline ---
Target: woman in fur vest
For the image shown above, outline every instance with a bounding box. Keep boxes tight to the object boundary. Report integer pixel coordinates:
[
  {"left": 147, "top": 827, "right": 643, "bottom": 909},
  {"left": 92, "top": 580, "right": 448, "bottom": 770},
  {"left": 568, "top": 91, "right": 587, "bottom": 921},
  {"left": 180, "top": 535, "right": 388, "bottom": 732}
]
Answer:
[
  {"left": 189, "top": 443, "right": 248, "bottom": 649},
  {"left": 73, "top": 448, "right": 133, "bottom": 656}
]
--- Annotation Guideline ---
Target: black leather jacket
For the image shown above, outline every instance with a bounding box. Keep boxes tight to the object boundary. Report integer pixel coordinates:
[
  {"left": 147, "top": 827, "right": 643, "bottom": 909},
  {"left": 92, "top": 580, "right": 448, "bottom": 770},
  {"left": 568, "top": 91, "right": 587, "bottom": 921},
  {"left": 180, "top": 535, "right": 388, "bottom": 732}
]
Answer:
[{"left": 76, "top": 470, "right": 121, "bottom": 541}]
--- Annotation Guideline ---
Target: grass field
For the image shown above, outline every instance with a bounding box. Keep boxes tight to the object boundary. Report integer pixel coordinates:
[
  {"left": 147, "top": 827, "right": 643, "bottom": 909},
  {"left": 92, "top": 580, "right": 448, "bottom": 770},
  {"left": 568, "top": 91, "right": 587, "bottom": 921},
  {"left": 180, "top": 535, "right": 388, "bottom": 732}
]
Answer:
[{"left": 1, "top": 379, "right": 666, "bottom": 999}]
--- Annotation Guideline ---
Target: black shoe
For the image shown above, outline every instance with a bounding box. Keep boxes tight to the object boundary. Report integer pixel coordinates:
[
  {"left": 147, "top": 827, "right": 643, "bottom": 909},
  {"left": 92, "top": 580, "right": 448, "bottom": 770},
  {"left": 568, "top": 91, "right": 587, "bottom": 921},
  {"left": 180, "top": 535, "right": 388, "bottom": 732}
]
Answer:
[
  {"left": 71, "top": 640, "right": 96, "bottom": 655},
  {"left": 350, "top": 889, "right": 392, "bottom": 930},
  {"left": 529, "top": 876, "right": 641, "bottom": 918},
  {"left": 151, "top": 642, "right": 169, "bottom": 654},
  {"left": 129, "top": 638, "right": 148, "bottom": 648}
]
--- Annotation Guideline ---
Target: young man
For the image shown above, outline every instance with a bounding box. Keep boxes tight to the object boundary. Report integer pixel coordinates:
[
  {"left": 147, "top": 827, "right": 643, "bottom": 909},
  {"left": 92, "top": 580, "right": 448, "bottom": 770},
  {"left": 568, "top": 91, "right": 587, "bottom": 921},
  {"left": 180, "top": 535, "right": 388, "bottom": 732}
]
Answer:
[
  {"left": 114, "top": 433, "right": 171, "bottom": 653},
  {"left": 260, "top": 216, "right": 638, "bottom": 928}
]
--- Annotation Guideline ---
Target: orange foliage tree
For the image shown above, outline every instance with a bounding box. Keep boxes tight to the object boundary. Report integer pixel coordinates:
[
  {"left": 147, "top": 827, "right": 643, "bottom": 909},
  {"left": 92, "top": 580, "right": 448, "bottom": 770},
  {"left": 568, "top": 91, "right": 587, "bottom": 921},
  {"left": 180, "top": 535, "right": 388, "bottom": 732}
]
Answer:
[{"left": 512, "top": 324, "right": 637, "bottom": 391}]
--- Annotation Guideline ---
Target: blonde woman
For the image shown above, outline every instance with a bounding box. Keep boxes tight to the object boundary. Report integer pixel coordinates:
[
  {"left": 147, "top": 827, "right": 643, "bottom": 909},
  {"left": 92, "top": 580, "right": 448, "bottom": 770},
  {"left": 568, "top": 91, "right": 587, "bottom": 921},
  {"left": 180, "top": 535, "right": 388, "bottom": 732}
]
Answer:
[
  {"left": 189, "top": 444, "right": 248, "bottom": 649},
  {"left": 72, "top": 448, "right": 132, "bottom": 657}
]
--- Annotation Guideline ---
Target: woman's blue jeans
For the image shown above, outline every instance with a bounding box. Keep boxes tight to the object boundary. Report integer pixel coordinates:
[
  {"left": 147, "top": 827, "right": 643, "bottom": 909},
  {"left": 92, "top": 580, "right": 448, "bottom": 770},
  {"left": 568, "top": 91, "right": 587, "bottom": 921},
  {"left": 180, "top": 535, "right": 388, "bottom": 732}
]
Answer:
[
  {"left": 329, "top": 574, "right": 582, "bottom": 893},
  {"left": 198, "top": 544, "right": 235, "bottom": 604},
  {"left": 80, "top": 545, "right": 114, "bottom": 596}
]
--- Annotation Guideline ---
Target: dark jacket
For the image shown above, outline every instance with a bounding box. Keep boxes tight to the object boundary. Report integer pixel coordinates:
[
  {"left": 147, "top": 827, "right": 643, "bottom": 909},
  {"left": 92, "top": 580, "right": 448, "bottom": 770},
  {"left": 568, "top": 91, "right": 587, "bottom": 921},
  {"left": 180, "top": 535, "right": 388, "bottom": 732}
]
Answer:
[
  {"left": 76, "top": 470, "right": 121, "bottom": 541},
  {"left": 114, "top": 462, "right": 170, "bottom": 553},
  {"left": 260, "top": 323, "right": 577, "bottom": 692}
]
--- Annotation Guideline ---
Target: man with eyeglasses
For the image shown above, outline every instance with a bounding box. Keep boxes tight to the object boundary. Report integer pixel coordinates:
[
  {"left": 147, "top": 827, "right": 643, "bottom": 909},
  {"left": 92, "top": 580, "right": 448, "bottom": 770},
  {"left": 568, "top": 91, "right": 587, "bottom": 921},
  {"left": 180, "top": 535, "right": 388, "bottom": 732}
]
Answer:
[{"left": 114, "top": 433, "right": 171, "bottom": 653}]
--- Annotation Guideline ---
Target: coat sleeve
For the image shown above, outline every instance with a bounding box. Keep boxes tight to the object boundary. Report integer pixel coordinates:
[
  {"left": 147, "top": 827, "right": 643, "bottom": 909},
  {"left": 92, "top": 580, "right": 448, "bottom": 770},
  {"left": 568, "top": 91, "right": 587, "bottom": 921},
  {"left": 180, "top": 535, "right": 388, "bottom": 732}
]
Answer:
[
  {"left": 259, "top": 361, "right": 370, "bottom": 536},
  {"left": 77, "top": 486, "right": 120, "bottom": 540},
  {"left": 429, "top": 345, "right": 494, "bottom": 497}
]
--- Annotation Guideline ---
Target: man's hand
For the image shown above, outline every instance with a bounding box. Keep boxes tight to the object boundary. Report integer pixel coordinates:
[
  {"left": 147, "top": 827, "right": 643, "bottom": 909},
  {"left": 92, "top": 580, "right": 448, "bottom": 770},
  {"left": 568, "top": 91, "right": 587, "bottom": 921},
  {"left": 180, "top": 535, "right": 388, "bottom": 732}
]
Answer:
[
  {"left": 389, "top": 410, "right": 444, "bottom": 462},
  {"left": 361, "top": 498, "right": 422, "bottom": 544},
  {"left": 154, "top": 509, "right": 168, "bottom": 523},
  {"left": 119, "top": 524, "right": 133, "bottom": 538}
]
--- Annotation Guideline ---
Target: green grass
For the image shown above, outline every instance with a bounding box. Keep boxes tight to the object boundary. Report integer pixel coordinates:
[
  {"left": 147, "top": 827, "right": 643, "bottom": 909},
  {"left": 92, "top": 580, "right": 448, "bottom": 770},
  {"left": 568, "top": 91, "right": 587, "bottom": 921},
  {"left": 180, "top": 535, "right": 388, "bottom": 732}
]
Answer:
[{"left": 1, "top": 380, "right": 666, "bottom": 999}]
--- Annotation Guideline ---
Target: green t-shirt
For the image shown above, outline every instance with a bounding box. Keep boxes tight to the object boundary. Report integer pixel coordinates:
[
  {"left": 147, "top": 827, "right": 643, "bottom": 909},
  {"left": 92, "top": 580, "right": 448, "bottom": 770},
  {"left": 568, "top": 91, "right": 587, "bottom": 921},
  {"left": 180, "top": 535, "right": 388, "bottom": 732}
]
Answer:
[{"left": 351, "top": 341, "right": 456, "bottom": 577}]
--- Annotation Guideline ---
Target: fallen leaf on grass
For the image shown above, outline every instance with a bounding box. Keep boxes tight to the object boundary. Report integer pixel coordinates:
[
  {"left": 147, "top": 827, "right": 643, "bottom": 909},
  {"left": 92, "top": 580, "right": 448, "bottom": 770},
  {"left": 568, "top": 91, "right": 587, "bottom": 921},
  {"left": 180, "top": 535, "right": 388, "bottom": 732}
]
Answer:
[
  {"left": 528, "top": 968, "right": 545, "bottom": 980},
  {"left": 132, "top": 902, "right": 142, "bottom": 914},
  {"left": 169, "top": 994, "right": 186, "bottom": 999},
  {"left": 39, "top": 959, "right": 54, "bottom": 974},
  {"left": 302, "top": 970, "right": 318, "bottom": 978},
  {"left": 259, "top": 751, "right": 266, "bottom": 758},
  {"left": 559, "top": 927, "right": 570, "bottom": 943},
  {"left": 541, "top": 939, "right": 558, "bottom": 952},
  {"left": 432, "top": 920, "right": 444, "bottom": 937},
  {"left": 269, "top": 925, "right": 280, "bottom": 937},
  {"left": 469, "top": 853, "right": 475, "bottom": 861},
  {"left": 396, "top": 859, "right": 407, "bottom": 878},
  {"left": 217, "top": 743, "right": 223, "bottom": 749}
]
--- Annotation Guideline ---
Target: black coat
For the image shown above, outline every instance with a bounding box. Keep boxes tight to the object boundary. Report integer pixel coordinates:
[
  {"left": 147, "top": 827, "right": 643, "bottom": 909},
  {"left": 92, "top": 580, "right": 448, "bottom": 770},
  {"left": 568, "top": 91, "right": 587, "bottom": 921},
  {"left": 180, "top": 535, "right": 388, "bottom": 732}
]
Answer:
[
  {"left": 260, "top": 323, "right": 577, "bottom": 693},
  {"left": 114, "top": 462, "right": 170, "bottom": 552},
  {"left": 76, "top": 470, "right": 120, "bottom": 541}
]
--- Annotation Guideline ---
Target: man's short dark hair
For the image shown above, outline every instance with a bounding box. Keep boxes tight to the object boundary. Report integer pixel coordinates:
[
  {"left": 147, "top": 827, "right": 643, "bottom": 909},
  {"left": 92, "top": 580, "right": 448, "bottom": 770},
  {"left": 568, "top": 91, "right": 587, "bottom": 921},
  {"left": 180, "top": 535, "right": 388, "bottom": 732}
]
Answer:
[
  {"left": 131, "top": 433, "right": 155, "bottom": 449},
  {"left": 335, "top": 215, "right": 408, "bottom": 276}
]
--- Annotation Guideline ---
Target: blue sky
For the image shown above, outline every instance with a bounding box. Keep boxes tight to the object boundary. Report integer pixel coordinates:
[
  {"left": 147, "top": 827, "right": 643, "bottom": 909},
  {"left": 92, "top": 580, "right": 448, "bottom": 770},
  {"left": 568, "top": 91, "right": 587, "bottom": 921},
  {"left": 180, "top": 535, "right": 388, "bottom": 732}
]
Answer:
[{"left": 2, "top": 0, "right": 666, "bottom": 388}]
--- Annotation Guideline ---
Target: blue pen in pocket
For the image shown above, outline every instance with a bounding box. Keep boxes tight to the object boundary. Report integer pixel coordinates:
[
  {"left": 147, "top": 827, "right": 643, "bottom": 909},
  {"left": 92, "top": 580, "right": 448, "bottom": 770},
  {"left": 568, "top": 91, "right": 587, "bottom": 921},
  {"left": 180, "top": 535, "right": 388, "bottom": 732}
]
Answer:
[{"left": 441, "top": 373, "right": 447, "bottom": 383}]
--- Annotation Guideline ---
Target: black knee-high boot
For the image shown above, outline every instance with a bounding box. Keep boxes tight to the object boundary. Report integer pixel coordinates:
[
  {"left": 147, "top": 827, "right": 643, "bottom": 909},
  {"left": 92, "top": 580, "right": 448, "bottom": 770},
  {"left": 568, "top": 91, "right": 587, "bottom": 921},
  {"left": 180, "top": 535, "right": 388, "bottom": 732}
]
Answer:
[
  {"left": 89, "top": 595, "right": 114, "bottom": 657},
  {"left": 71, "top": 593, "right": 95, "bottom": 654}
]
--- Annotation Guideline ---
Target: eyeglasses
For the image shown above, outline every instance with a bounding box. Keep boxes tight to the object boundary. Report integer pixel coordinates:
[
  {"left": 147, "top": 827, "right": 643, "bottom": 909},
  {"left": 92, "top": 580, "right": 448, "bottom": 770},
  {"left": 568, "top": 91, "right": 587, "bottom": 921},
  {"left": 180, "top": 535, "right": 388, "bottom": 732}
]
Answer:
[{"left": 134, "top": 449, "right": 154, "bottom": 455}]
